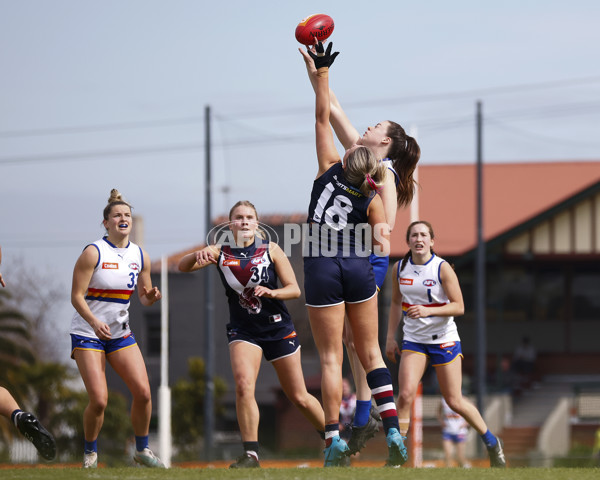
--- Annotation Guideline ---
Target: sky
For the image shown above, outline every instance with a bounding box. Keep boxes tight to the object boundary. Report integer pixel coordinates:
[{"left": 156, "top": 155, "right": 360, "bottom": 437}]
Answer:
[{"left": 1, "top": 0, "right": 600, "bottom": 358}]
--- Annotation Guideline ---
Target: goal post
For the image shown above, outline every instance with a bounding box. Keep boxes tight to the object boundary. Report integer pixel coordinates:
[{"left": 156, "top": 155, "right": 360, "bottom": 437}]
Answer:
[{"left": 409, "top": 382, "right": 423, "bottom": 467}]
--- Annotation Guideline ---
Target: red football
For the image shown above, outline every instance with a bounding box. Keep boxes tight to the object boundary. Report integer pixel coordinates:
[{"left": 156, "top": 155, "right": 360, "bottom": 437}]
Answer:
[{"left": 295, "top": 14, "right": 334, "bottom": 46}]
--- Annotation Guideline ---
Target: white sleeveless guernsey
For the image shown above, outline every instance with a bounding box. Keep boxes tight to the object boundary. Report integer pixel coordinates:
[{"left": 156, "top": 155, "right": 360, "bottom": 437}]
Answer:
[
  {"left": 441, "top": 397, "right": 468, "bottom": 436},
  {"left": 70, "top": 237, "right": 143, "bottom": 339},
  {"left": 397, "top": 254, "right": 460, "bottom": 344}
]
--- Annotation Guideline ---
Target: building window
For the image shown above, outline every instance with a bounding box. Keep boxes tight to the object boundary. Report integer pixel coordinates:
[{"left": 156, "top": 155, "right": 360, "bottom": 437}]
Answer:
[
  {"left": 572, "top": 270, "right": 600, "bottom": 321},
  {"left": 532, "top": 266, "right": 566, "bottom": 322},
  {"left": 498, "top": 265, "right": 534, "bottom": 322}
]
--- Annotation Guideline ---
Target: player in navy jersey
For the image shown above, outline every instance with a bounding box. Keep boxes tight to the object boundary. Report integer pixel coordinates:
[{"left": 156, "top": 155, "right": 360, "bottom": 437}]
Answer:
[
  {"left": 386, "top": 221, "right": 506, "bottom": 468},
  {"left": 0, "top": 245, "right": 56, "bottom": 461},
  {"left": 302, "top": 41, "right": 406, "bottom": 467},
  {"left": 70, "top": 189, "right": 164, "bottom": 469},
  {"left": 178, "top": 200, "right": 325, "bottom": 469},
  {"left": 299, "top": 40, "right": 421, "bottom": 455}
]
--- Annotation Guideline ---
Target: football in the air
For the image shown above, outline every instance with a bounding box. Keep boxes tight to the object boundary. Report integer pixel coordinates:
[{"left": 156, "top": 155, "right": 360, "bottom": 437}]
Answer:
[{"left": 295, "top": 14, "right": 334, "bottom": 46}]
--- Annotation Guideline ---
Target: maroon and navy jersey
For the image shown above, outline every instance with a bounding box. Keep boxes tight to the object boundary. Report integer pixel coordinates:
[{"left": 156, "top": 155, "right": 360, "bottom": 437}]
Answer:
[
  {"left": 305, "top": 162, "right": 374, "bottom": 257},
  {"left": 216, "top": 239, "right": 292, "bottom": 336}
]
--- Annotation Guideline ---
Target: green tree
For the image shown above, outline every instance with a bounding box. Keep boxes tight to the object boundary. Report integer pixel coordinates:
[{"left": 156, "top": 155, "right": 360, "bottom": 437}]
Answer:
[
  {"left": 0, "top": 261, "right": 132, "bottom": 464},
  {"left": 0, "top": 288, "right": 36, "bottom": 449},
  {"left": 171, "top": 357, "right": 227, "bottom": 460},
  {"left": 0, "top": 289, "right": 35, "bottom": 390}
]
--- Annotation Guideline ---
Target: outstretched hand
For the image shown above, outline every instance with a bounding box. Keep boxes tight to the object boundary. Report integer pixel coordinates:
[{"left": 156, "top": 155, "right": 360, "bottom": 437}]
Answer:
[
  {"left": 307, "top": 41, "right": 339, "bottom": 70},
  {"left": 298, "top": 46, "right": 317, "bottom": 75},
  {"left": 142, "top": 285, "right": 162, "bottom": 304},
  {"left": 196, "top": 248, "right": 218, "bottom": 266}
]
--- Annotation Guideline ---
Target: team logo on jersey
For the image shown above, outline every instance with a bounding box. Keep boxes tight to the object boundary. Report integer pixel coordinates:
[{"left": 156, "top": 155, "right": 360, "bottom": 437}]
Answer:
[
  {"left": 399, "top": 278, "right": 413, "bottom": 285},
  {"left": 251, "top": 257, "right": 266, "bottom": 265},
  {"left": 239, "top": 287, "right": 262, "bottom": 314},
  {"left": 423, "top": 279, "right": 436, "bottom": 287},
  {"left": 223, "top": 259, "right": 240, "bottom": 267},
  {"left": 102, "top": 262, "right": 119, "bottom": 269},
  {"left": 129, "top": 262, "right": 140, "bottom": 271}
]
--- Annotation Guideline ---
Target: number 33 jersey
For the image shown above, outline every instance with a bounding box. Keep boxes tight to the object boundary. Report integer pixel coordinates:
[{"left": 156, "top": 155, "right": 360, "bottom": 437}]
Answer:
[
  {"left": 70, "top": 237, "right": 143, "bottom": 339},
  {"left": 216, "top": 240, "right": 292, "bottom": 336}
]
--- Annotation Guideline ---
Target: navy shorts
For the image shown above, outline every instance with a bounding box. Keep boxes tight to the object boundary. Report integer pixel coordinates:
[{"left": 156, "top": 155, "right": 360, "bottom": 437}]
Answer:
[
  {"left": 303, "top": 256, "right": 377, "bottom": 307},
  {"left": 401, "top": 340, "right": 463, "bottom": 366},
  {"left": 71, "top": 333, "right": 137, "bottom": 359},
  {"left": 369, "top": 253, "right": 389, "bottom": 290},
  {"left": 226, "top": 326, "right": 300, "bottom": 362}
]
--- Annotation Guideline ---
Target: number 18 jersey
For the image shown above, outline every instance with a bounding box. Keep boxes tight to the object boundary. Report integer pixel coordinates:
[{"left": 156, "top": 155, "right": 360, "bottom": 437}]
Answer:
[{"left": 305, "top": 162, "right": 374, "bottom": 258}]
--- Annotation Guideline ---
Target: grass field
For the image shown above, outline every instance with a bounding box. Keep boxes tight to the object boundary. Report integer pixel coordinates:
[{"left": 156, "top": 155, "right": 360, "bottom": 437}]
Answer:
[{"left": 0, "top": 465, "right": 599, "bottom": 480}]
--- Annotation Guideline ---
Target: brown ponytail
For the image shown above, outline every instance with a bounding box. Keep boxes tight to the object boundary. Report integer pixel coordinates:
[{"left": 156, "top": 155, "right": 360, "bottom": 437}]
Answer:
[{"left": 384, "top": 121, "right": 421, "bottom": 208}]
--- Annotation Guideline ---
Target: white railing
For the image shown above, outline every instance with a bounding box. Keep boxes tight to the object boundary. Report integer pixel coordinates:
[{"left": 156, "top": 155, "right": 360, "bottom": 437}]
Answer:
[
  {"left": 536, "top": 397, "right": 571, "bottom": 467},
  {"left": 9, "top": 439, "right": 38, "bottom": 463}
]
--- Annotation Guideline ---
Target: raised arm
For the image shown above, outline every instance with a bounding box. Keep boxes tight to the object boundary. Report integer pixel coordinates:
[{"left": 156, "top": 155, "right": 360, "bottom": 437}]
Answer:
[
  {"left": 304, "top": 42, "right": 341, "bottom": 176},
  {"left": 299, "top": 45, "right": 360, "bottom": 149},
  {"left": 380, "top": 172, "right": 398, "bottom": 231},
  {"left": 178, "top": 245, "right": 221, "bottom": 272},
  {"left": 367, "top": 194, "right": 391, "bottom": 257}
]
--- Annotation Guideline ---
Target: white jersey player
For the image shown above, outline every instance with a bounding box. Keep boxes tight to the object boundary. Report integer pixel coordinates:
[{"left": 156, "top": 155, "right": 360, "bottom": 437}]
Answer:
[{"left": 386, "top": 221, "right": 506, "bottom": 468}]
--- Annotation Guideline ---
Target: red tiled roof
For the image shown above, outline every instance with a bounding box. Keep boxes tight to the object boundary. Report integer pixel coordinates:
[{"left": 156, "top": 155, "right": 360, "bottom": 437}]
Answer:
[{"left": 390, "top": 160, "right": 600, "bottom": 256}]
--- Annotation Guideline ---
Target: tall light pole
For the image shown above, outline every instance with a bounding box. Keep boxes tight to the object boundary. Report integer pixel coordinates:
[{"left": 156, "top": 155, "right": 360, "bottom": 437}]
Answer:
[
  {"left": 158, "top": 255, "right": 172, "bottom": 467},
  {"left": 475, "top": 100, "right": 487, "bottom": 431},
  {"left": 203, "top": 105, "right": 215, "bottom": 460}
]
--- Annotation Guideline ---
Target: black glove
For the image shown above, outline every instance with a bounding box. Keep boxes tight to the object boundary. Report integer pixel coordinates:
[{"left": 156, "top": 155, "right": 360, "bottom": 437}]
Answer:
[{"left": 308, "top": 41, "right": 339, "bottom": 70}]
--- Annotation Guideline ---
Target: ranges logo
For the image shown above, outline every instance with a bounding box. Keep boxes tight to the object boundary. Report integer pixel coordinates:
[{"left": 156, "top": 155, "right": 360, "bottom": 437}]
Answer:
[{"left": 222, "top": 259, "right": 240, "bottom": 267}]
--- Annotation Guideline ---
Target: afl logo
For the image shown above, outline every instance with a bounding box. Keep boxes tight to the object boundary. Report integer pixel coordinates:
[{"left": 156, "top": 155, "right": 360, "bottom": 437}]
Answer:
[
  {"left": 129, "top": 263, "right": 140, "bottom": 272},
  {"left": 423, "top": 279, "right": 436, "bottom": 287},
  {"left": 251, "top": 257, "right": 265, "bottom": 265}
]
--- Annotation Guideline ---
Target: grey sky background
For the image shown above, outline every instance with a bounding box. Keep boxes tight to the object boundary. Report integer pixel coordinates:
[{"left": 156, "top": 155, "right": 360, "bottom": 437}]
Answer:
[{"left": 1, "top": 0, "right": 599, "bottom": 358}]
